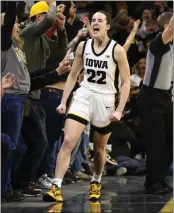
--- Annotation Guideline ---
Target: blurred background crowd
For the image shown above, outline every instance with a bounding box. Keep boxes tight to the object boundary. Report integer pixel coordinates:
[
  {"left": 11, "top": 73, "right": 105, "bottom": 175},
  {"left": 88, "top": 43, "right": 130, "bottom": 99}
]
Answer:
[{"left": 1, "top": 0, "right": 173, "bottom": 203}]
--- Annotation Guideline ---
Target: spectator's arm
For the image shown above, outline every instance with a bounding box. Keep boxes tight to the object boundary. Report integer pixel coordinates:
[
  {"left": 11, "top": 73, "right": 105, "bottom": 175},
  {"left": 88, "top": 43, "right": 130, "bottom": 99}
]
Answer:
[
  {"left": 1, "top": 88, "right": 5, "bottom": 98},
  {"left": 162, "top": 15, "right": 173, "bottom": 44},
  {"left": 67, "top": 1, "right": 76, "bottom": 26},
  {"left": 56, "top": 29, "right": 68, "bottom": 55},
  {"left": 46, "top": 28, "right": 68, "bottom": 62},
  {"left": 85, "top": 23, "right": 93, "bottom": 38},
  {"left": 1, "top": 1, "right": 17, "bottom": 51},
  {"left": 20, "top": 4, "right": 57, "bottom": 39},
  {"left": 30, "top": 69, "right": 65, "bottom": 91},
  {"left": 68, "top": 36, "right": 80, "bottom": 51},
  {"left": 123, "top": 20, "right": 140, "bottom": 53},
  {"left": 47, "top": 11, "right": 68, "bottom": 55},
  {"left": 68, "top": 28, "right": 86, "bottom": 51},
  {"left": 81, "top": 16, "right": 93, "bottom": 38},
  {"left": 30, "top": 48, "right": 72, "bottom": 90},
  {"left": 16, "top": 1, "right": 26, "bottom": 23},
  {"left": 30, "top": 67, "right": 54, "bottom": 78},
  {"left": 61, "top": 41, "right": 84, "bottom": 105}
]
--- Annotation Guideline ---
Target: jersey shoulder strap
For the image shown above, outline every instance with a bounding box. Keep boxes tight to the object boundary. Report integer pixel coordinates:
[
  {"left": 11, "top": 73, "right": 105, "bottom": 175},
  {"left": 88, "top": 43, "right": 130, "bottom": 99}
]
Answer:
[
  {"left": 82, "top": 38, "right": 92, "bottom": 59},
  {"left": 110, "top": 39, "right": 118, "bottom": 64}
]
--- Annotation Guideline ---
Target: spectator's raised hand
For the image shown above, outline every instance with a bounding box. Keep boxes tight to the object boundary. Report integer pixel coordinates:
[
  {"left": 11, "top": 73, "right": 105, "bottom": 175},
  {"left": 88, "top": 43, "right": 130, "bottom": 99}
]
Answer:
[
  {"left": 56, "top": 49, "right": 72, "bottom": 75},
  {"left": 69, "top": 1, "right": 76, "bottom": 21},
  {"left": 2, "top": 73, "right": 15, "bottom": 89},
  {"left": 80, "top": 15, "right": 90, "bottom": 27},
  {"left": 57, "top": 4, "right": 66, "bottom": 14},
  {"left": 77, "top": 28, "right": 88, "bottom": 39},
  {"left": 45, "top": 0, "right": 56, "bottom": 7},
  {"left": 133, "top": 19, "right": 141, "bottom": 31},
  {"left": 80, "top": 15, "right": 93, "bottom": 37},
  {"left": 56, "top": 5, "right": 66, "bottom": 30}
]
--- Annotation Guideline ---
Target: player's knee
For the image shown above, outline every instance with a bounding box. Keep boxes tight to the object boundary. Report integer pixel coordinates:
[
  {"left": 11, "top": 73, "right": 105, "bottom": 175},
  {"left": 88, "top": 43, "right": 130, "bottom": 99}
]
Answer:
[{"left": 62, "top": 135, "right": 74, "bottom": 152}]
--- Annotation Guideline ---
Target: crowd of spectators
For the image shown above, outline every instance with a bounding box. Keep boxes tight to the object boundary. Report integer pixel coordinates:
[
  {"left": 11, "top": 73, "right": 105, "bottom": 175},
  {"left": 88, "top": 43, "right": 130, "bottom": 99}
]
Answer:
[{"left": 1, "top": 0, "right": 173, "bottom": 203}]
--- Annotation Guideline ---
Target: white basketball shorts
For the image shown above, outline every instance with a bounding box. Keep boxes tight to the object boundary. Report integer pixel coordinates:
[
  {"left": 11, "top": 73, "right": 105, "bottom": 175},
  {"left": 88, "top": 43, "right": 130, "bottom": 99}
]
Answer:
[{"left": 66, "top": 86, "right": 116, "bottom": 134}]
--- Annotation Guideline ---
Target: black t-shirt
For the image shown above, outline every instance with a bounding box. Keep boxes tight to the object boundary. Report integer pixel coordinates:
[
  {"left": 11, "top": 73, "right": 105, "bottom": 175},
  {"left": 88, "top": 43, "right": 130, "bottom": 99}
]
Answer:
[
  {"left": 143, "top": 31, "right": 158, "bottom": 51},
  {"left": 143, "top": 33, "right": 173, "bottom": 89}
]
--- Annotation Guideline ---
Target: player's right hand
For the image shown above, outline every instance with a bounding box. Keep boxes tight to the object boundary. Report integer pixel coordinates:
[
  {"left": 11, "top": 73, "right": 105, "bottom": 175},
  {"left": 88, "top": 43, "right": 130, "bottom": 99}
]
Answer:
[{"left": 56, "top": 103, "right": 66, "bottom": 114}]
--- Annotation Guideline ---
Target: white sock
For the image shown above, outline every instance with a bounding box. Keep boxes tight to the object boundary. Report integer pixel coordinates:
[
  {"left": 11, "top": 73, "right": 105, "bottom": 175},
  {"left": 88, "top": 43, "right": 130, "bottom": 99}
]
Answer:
[
  {"left": 91, "top": 173, "right": 102, "bottom": 183},
  {"left": 53, "top": 178, "right": 63, "bottom": 188}
]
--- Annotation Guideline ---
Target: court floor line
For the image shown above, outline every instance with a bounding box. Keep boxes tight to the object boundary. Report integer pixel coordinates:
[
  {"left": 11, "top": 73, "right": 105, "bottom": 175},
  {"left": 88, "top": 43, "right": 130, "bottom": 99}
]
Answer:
[{"left": 160, "top": 198, "right": 173, "bottom": 213}]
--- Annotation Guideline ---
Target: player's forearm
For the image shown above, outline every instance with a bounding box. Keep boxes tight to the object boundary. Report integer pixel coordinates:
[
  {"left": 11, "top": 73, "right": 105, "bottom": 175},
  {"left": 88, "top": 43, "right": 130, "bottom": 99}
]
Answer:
[
  {"left": 116, "top": 80, "right": 130, "bottom": 113},
  {"left": 61, "top": 74, "right": 78, "bottom": 105}
]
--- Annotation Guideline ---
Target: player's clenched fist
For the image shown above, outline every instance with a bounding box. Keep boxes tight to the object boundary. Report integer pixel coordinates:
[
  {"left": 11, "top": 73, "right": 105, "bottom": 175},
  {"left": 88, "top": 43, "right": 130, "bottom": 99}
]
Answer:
[
  {"left": 109, "top": 110, "right": 122, "bottom": 122},
  {"left": 56, "top": 103, "right": 66, "bottom": 114}
]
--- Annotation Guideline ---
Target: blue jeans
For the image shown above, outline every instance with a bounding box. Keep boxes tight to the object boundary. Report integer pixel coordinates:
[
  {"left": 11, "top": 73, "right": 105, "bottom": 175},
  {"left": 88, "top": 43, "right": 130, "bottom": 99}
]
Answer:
[
  {"left": 11, "top": 135, "right": 27, "bottom": 178},
  {"left": 1, "top": 94, "right": 25, "bottom": 150},
  {"left": 13, "top": 98, "right": 48, "bottom": 188},
  {"left": 1, "top": 94, "right": 25, "bottom": 191},
  {"left": 38, "top": 90, "right": 64, "bottom": 178},
  {"left": 1, "top": 134, "right": 12, "bottom": 194}
]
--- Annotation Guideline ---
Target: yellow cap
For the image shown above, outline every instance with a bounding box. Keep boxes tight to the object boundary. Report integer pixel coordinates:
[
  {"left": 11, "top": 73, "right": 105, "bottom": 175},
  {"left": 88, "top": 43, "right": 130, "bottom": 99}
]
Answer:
[{"left": 30, "top": 1, "right": 49, "bottom": 17}]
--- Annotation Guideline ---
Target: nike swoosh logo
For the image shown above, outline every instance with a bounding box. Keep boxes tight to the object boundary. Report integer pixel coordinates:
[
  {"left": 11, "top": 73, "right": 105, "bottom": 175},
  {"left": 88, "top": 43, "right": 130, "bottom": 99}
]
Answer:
[{"left": 106, "top": 106, "right": 112, "bottom": 109}]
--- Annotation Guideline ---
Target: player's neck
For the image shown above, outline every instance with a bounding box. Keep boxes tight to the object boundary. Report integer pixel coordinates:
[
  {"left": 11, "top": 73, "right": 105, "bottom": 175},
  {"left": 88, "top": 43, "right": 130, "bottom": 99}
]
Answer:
[{"left": 94, "top": 36, "right": 110, "bottom": 48}]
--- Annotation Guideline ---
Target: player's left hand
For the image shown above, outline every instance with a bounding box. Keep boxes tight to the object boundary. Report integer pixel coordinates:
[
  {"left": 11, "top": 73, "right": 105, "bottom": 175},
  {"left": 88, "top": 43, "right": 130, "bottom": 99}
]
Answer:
[{"left": 109, "top": 110, "right": 122, "bottom": 122}]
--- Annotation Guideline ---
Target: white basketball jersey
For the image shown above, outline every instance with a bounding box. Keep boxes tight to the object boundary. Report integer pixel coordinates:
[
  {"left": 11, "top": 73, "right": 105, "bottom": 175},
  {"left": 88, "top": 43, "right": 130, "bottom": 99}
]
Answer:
[{"left": 81, "top": 38, "right": 117, "bottom": 94}]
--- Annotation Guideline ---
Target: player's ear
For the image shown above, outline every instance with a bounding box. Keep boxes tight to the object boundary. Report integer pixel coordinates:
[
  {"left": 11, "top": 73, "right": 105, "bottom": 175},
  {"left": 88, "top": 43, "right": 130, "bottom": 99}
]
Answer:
[{"left": 107, "top": 24, "right": 110, "bottom": 30}]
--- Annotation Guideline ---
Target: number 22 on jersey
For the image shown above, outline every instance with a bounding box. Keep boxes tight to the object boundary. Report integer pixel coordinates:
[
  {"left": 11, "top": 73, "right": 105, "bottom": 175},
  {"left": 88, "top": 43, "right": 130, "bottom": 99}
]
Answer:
[{"left": 87, "top": 69, "right": 106, "bottom": 84}]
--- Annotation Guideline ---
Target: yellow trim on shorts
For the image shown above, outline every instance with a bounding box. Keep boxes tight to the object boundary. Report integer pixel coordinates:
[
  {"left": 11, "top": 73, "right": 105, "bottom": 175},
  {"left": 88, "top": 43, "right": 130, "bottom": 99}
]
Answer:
[
  {"left": 67, "top": 112, "right": 89, "bottom": 122},
  {"left": 160, "top": 198, "right": 173, "bottom": 212},
  {"left": 92, "top": 121, "right": 111, "bottom": 128}
]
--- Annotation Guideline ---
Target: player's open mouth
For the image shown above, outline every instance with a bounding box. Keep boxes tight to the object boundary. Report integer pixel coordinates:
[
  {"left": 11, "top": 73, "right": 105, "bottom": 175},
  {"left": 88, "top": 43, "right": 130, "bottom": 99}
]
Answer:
[{"left": 93, "top": 27, "right": 100, "bottom": 32}]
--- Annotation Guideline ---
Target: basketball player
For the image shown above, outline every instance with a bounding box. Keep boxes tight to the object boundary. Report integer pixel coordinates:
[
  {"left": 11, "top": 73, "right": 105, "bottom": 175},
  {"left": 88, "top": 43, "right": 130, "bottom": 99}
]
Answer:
[
  {"left": 43, "top": 11, "right": 130, "bottom": 202},
  {"left": 137, "top": 13, "right": 173, "bottom": 194}
]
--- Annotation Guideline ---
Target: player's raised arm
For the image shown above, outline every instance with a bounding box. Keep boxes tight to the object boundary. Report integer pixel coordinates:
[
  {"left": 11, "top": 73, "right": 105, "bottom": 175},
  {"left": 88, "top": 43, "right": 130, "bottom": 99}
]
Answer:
[
  {"left": 115, "top": 45, "right": 130, "bottom": 114},
  {"left": 61, "top": 41, "right": 84, "bottom": 106}
]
